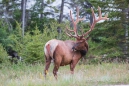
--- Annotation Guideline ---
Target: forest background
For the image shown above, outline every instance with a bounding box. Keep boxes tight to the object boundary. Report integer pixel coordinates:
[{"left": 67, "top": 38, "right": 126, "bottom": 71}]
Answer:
[{"left": 0, "top": 0, "right": 129, "bottom": 64}]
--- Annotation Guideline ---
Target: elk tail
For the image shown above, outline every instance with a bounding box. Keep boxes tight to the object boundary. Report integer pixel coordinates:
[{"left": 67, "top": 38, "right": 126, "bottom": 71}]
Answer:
[{"left": 44, "top": 40, "right": 58, "bottom": 59}]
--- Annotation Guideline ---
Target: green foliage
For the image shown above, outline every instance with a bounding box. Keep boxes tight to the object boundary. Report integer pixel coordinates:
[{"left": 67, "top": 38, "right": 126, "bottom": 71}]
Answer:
[
  {"left": 13, "top": 9, "right": 21, "bottom": 22},
  {"left": 0, "top": 24, "right": 8, "bottom": 43},
  {"left": 6, "top": 21, "right": 62, "bottom": 64},
  {"left": 28, "top": 0, "right": 58, "bottom": 31},
  {"left": 6, "top": 21, "right": 23, "bottom": 52},
  {"left": 0, "top": 0, "right": 128, "bottom": 64},
  {"left": 24, "top": 41, "right": 44, "bottom": 63},
  {"left": 0, "top": 43, "right": 8, "bottom": 64},
  {"left": 86, "top": 23, "right": 123, "bottom": 59},
  {"left": 78, "top": 0, "right": 129, "bottom": 62},
  {"left": 22, "top": 28, "right": 45, "bottom": 63},
  {"left": 0, "top": 19, "right": 13, "bottom": 48}
]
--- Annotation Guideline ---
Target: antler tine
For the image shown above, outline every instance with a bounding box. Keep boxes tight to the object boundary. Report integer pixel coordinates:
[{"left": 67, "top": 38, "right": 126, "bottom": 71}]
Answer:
[
  {"left": 69, "top": 10, "right": 78, "bottom": 37},
  {"left": 91, "top": 7, "right": 95, "bottom": 23},
  {"left": 98, "top": 6, "right": 101, "bottom": 18},
  {"left": 65, "top": 27, "right": 77, "bottom": 38},
  {"left": 95, "top": 6, "right": 109, "bottom": 22},
  {"left": 77, "top": 7, "right": 79, "bottom": 21},
  {"left": 66, "top": 7, "right": 85, "bottom": 38},
  {"left": 70, "top": 10, "right": 74, "bottom": 26},
  {"left": 75, "top": 7, "right": 85, "bottom": 25},
  {"left": 83, "top": 6, "right": 109, "bottom": 37},
  {"left": 66, "top": 26, "right": 74, "bottom": 32}
]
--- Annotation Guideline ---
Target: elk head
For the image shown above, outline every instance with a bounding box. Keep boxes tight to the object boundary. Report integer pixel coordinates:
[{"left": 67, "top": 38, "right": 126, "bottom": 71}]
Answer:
[{"left": 66, "top": 6, "right": 108, "bottom": 56}]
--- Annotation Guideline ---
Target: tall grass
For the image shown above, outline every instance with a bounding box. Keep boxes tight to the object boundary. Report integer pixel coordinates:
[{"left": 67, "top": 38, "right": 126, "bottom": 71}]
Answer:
[{"left": 0, "top": 63, "right": 129, "bottom": 86}]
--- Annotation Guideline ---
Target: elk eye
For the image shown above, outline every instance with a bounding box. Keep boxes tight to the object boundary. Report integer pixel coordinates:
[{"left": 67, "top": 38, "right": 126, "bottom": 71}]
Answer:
[
  {"left": 72, "top": 47, "right": 77, "bottom": 51},
  {"left": 72, "top": 47, "right": 74, "bottom": 50},
  {"left": 72, "top": 47, "right": 75, "bottom": 51}
]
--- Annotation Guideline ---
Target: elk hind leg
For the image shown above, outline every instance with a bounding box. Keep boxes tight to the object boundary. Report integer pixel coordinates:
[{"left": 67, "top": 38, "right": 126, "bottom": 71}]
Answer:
[
  {"left": 44, "top": 56, "right": 51, "bottom": 78},
  {"left": 53, "top": 64, "right": 59, "bottom": 80},
  {"left": 53, "top": 57, "right": 61, "bottom": 80}
]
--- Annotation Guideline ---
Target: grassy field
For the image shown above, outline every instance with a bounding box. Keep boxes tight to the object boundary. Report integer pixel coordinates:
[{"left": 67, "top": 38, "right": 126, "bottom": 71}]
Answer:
[{"left": 0, "top": 62, "right": 129, "bottom": 86}]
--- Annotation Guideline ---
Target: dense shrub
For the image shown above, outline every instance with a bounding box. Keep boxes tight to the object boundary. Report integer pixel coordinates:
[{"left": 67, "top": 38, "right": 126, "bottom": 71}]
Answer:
[
  {"left": 6, "top": 22, "right": 64, "bottom": 64},
  {"left": 21, "top": 29, "right": 45, "bottom": 63},
  {"left": 0, "top": 43, "right": 8, "bottom": 64},
  {"left": 0, "top": 20, "right": 125, "bottom": 64}
]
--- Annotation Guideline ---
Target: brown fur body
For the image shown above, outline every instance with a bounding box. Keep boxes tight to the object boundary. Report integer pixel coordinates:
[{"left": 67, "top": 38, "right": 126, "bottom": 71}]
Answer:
[{"left": 44, "top": 39, "right": 88, "bottom": 79}]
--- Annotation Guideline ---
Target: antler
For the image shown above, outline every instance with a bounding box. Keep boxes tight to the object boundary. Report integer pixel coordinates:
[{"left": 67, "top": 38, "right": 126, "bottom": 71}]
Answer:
[
  {"left": 83, "top": 6, "right": 109, "bottom": 37},
  {"left": 66, "top": 6, "right": 109, "bottom": 39},
  {"left": 66, "top": 7, "right": 85, "bottom": 38}
]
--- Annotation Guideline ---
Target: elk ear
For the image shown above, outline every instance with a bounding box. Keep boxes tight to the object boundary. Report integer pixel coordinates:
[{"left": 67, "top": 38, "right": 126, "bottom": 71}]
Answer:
[{"left": 86, "top": 36, "right": 90, "bottom": 40}]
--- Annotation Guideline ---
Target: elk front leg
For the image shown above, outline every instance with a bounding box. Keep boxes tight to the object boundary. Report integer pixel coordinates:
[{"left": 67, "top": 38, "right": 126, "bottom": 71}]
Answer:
[
  {"left": 70, "top": 59, "right": 79, "bottom": 74},
  {"left": 44, "top": 56, "right": 51, "bottom": 78}
]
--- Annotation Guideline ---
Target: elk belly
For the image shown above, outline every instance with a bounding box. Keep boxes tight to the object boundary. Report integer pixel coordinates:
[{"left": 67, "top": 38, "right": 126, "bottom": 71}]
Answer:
[
  {"left": 60, "top": 60, "right": 71, "bottom": 66},
  {"left": 60, "top": 59, "right": 72, "bottom": 66}
]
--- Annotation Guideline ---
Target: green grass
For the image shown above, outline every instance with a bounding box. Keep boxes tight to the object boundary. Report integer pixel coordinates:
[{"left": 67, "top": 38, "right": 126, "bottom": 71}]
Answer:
[{"left": 0, "top": 62, "right": 129, "bottom": 86}]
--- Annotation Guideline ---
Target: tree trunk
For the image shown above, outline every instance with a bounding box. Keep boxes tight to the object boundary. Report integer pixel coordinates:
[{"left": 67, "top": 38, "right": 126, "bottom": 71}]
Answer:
[
  {"left": 57, "top": 0, "right": 64, "bottom": 39},
  {"left": 58, "top": 0, "right": 64, "bottom": 23},
  {"left": 21, "top": 0, "right": 27, "bottom": 37},
  {"left": 4, "top": 2, "right": 12, "bottom": 31},
  {"left": 4, "top": 9, "right": 12, "bottom": 31},
  {"left": 123, "top": 7, "right": 129, "bottom": 59},
  {"left": 41, "top": 0, "right": 44, "bottom": 19}
]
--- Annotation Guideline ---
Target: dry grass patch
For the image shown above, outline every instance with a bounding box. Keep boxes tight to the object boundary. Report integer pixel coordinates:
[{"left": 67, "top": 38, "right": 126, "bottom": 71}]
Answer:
[{"left": 0, "top": 63, "right": 129, "bottom": 86}]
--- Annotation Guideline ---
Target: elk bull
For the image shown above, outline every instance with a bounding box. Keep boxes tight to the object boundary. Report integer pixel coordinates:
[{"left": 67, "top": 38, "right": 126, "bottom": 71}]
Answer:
[{"left": 44, "top": 6, "right": 108, "bottom": 79}]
